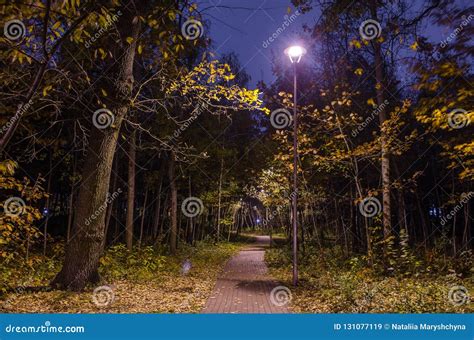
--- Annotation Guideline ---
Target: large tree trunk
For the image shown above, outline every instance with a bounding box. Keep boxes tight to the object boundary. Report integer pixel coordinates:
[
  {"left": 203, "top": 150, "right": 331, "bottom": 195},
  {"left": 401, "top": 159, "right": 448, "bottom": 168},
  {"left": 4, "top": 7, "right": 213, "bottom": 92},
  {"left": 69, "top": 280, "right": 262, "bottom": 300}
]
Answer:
[
  {"left": 66, "top": 154, "right": 77, "bottom": 242},
  {"left": 168, "top": 151, "right": 178, "bottom": 254},
  {"left": 51, "top": 122, "right": 125, "bottom": 290},
  {"left": 126, "top": 129, "right": 136, "bottom": 250},
  {"left": 104, "top": 156, "right": 118, "bottom": 244},
  {"left": 51, "top": 9, "right": 140, "bottom": 291}
]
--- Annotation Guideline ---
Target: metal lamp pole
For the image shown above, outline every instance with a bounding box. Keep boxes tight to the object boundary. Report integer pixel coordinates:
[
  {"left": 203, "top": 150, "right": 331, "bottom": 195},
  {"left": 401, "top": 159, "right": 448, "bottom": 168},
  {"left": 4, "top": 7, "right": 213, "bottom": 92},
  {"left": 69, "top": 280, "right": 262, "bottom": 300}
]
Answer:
[
  {"left": 284, "top": 45, "right": 305, "bottom": 287},
  {"left": 292, "top": 61, "right": 298, "bottom": 287}
]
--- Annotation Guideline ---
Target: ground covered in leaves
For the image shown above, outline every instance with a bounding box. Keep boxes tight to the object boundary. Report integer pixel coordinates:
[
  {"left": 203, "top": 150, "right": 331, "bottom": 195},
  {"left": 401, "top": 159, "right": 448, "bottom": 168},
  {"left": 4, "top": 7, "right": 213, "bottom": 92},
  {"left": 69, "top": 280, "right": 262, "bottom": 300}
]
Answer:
[
  {"left": 266, "top": 243, "right": 473, "bottom": 313},
  {"left": 1, "top": 241, "right": 242, "bottom": 313}
]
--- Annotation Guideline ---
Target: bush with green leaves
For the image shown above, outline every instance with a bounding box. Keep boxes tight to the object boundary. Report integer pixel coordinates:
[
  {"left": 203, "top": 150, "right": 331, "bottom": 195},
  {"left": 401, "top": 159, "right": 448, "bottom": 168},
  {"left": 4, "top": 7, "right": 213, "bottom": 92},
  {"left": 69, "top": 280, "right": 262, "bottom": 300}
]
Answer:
[{"left": 99, "top": 244, "right": 166, "bottom": 281}]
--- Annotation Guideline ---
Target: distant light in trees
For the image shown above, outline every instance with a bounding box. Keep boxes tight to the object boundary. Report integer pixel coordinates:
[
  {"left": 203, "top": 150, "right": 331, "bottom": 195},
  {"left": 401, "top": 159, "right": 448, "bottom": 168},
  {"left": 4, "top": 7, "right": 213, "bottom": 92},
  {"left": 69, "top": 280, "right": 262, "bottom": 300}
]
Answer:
[{"left": 429, "top": 207, "right": 442, "bottom": 218}]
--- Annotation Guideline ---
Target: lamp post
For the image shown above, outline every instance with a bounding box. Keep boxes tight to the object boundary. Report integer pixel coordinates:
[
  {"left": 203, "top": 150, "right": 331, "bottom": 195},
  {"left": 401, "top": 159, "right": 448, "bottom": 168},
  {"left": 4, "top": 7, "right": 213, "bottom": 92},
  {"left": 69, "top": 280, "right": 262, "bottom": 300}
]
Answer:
[{"left": 284, "top": 45, "right": 306, "bottom": 286}]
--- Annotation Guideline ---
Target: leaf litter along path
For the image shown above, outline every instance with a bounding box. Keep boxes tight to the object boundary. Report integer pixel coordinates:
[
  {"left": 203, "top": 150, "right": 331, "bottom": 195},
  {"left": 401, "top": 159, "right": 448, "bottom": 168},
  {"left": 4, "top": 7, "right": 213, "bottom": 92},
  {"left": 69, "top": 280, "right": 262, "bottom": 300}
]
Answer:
[
  {"left": 202, "top": 236, "right": 290, "bottom": 313},
  {"left": 1, "top": 243, "right": 241, "bottom": 313}
]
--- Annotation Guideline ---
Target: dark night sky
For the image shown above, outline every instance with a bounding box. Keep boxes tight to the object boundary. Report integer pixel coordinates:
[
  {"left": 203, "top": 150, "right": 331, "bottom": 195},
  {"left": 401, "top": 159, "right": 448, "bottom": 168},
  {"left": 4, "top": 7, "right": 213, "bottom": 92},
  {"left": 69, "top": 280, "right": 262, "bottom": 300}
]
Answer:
[
  {"left": 198, "top": 0, "right": 317, "bottom": 87},
  {"left": 199, "top": 0, "right": 471, "bottom": 88}
]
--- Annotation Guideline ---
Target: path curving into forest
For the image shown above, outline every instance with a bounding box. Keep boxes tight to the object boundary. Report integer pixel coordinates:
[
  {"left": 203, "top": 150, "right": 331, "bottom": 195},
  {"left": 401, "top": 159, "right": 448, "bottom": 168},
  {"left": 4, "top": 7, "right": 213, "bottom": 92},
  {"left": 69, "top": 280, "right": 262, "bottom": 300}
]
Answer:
[{"left": 202, "top": 236, "right": 290, "bottom": 313}]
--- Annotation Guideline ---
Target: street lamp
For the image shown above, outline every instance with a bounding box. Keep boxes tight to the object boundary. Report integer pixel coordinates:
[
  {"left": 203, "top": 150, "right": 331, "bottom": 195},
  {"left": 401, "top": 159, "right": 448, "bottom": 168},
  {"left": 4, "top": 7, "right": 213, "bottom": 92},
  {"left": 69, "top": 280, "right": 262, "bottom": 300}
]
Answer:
[
  {"left": 284, "top": 45, "right": 306, "bottom": 63},
  {"left": 284, "top": 45, "right": 306, "bottom": 286}
]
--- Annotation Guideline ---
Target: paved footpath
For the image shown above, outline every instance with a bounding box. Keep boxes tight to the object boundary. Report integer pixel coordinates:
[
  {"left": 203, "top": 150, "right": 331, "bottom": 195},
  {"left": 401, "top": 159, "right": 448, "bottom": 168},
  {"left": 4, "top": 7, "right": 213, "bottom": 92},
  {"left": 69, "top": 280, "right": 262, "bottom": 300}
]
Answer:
[{"left": 202, "top": 235, "right": 290, "bottom": 313}]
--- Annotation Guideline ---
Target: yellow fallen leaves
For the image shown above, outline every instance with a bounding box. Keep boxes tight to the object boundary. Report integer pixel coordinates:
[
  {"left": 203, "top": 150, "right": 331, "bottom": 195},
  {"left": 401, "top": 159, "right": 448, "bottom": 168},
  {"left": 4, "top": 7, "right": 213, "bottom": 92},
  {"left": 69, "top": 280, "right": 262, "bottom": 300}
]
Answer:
[
  {"left": 1, "top": 276, "right": 212, "bottom": 313},
  {"left": 1, "top": 242, "right": 242, "bottom": 313}
]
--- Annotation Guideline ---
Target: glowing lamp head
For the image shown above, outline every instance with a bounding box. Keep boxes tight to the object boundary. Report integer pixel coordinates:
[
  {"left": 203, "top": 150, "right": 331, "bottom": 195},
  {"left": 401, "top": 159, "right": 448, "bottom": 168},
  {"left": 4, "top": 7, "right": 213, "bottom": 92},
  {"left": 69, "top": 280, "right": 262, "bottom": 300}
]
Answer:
[{"left": 285, "top": 45, "right": 306, "bottom": 63}]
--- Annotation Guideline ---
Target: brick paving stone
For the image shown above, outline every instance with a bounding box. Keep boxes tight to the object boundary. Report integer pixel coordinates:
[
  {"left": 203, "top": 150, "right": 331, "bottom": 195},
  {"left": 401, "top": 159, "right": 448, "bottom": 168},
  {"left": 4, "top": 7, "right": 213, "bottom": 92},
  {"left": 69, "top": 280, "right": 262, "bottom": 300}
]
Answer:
[{"left": 202, "top": 236, "right": 290, "bottom": 313}]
